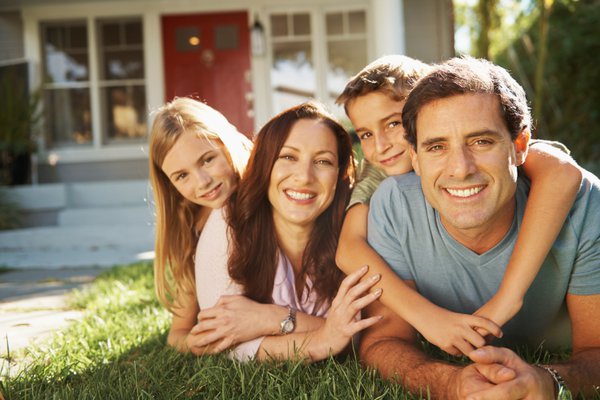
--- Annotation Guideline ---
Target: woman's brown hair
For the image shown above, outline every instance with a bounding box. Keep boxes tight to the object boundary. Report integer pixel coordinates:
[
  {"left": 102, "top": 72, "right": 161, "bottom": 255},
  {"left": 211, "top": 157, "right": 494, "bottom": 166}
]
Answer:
[{"left": 227, "top": 102, "right": 354, "bottom": 308}]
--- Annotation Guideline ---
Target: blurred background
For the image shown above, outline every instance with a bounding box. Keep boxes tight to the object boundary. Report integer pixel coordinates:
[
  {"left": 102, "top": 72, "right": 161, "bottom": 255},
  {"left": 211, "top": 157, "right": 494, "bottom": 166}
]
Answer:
[{"left": 0, "top": 0, "right": 598, "bottom": 268}]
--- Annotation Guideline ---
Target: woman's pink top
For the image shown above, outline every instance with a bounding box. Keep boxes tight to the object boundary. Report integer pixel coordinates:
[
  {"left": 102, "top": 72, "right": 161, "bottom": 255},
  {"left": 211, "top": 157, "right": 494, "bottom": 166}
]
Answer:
[{"left": 195, "top": 208, "right": 328, "bottom": 361}]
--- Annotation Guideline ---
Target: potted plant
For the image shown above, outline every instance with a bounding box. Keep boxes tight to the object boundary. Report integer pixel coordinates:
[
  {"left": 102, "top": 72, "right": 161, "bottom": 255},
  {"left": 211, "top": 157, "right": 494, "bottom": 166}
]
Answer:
[{"left": 0, "top": 62, "right": 41, "bottom": 186}]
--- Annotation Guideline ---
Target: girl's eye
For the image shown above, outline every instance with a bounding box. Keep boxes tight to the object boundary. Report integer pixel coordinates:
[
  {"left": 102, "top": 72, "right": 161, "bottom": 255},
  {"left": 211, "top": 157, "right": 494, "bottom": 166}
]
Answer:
[
  {"left": 175, "top": 172, "right": 187, "bottom": 181},
  {"left": 201, "top": 156, "right": 215, "bottom": 166},
  {"left": 359, "top": 132, "right": 372, "bottom": 141}
]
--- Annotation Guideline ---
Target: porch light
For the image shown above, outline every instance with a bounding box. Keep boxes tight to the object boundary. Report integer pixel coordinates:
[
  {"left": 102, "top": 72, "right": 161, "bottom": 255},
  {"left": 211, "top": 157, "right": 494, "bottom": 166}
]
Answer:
[{"left": 251, "top": 15, "right": 266, "bottom": 56}]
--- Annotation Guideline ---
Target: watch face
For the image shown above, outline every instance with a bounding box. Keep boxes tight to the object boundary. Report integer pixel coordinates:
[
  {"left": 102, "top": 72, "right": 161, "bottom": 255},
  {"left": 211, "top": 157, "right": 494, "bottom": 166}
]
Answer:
[{"left": 282, "top": 319, "right": 294, "bottom": 333}]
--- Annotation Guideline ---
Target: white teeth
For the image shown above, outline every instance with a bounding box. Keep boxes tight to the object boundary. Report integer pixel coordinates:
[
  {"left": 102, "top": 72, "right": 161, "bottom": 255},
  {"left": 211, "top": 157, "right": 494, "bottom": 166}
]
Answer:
[
  {"left": 446, "top": 186, "right": 483, "bottom": 198},
  {"left": 286, "top": 190, "right": 315, "bottom": 200}
]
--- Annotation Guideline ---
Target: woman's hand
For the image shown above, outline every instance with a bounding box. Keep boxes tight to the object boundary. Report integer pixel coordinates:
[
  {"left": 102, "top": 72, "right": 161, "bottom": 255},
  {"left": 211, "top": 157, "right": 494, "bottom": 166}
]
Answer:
[
  {"left": 189, "top": 295, "right": 279, "bottom": 353},
  {"left": 310, "top": 265, "right": 383, "bottom": 360}
]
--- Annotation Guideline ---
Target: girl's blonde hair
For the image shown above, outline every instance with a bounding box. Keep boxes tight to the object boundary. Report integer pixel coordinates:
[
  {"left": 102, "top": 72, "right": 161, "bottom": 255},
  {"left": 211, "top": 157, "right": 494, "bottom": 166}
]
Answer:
[{"left": 148, "top": 97, "right": 253, "bottom": 312}]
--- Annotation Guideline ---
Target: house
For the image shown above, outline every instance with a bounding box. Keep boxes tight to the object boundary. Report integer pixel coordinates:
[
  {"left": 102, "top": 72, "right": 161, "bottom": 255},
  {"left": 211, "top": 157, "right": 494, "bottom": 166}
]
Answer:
[
  {"left": 1, "top": 0, "right": 453, "bottom": 187},
  {"left": 0, "top": 0, "right": 453, "bottom": 267}
]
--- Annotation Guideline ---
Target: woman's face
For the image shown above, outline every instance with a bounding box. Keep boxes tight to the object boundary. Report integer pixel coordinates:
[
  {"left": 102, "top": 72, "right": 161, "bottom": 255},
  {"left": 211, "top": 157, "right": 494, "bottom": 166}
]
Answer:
[
  {"left": 268, "top": 119, "right": 339, "bottom": 231},
  {"left": 161, "top": 129, "right": 237, "bottom": 209}
]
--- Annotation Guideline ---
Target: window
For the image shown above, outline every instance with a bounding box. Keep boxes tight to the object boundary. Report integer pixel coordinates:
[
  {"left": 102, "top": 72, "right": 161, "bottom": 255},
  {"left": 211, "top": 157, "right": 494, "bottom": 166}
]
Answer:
[
  {"left": 40, "top": 17, "right": 146, "bottom": 149},
  {"left": 40, "top": 20, "right": 92, "bottom": 146},
  {"left": 97, "top": 19, "right": 146, "bottom": 143},
  {"left": 269, "top": 12, "right": 315, "bottom": 114},
  {"left": 268, "top": 9, "right": 367, "bottom": 119},
  {"left": 325, "top": 10, "right": 367, "bottom": 108}
]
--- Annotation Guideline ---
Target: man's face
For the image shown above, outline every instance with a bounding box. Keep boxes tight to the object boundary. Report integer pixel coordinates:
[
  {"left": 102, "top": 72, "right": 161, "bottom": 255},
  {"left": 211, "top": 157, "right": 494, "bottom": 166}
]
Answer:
[
  {"left": 347, "top": 92, "right": 413, "bottom": 176},
  {"left": 410, "top": 93, "right": 528, "bottom": 250}
]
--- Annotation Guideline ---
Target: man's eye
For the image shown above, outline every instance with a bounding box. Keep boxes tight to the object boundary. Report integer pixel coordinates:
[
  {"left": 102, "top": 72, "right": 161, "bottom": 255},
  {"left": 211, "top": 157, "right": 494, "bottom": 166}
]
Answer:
[
  {"left": 474, "top": 139, "right": 493, "bottom": 146},
  {"left": 427, "top": 144, "right": 445, "bottom": 152}
]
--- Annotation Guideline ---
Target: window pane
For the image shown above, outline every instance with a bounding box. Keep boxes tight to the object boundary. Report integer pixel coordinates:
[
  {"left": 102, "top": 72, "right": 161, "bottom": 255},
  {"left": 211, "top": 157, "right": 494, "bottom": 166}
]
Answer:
[
  {"left": 327, "top": 39, "right": 367, "bottom": 99},
  {"left": 44, "top": 88, "right": 92, "bottom": 146},
  {"left": 101, "top": 22, "right": 121, "bottom": 46},
  {"left": 102, "top": 50, "right": 144, "bottom": 79},
  {"left": 42, "top": 22, "right": 89, "bottom": 83},
  {"left": 271, "top": 41, "right": 315, "bottom": 114},
  {"left": 102, "top": 85, "right": 147, "bottom": 141},
  {"left": 270, "top": 14, "right": 288, "bottom": 37},
  {"left": 69, "top": 25, "right": 87, "bottom": 48},
  {"left": 348, "top": 11, "right": 366, "bottom": 34},
  {"left": 124, "top": 21, "right": 142, "bottom": 45},
  {"left": 292, "top": 14, "right": 310, "bottom": 36},
  {"left": 326, "top": 13, "right": 343, "bottom": 35}
]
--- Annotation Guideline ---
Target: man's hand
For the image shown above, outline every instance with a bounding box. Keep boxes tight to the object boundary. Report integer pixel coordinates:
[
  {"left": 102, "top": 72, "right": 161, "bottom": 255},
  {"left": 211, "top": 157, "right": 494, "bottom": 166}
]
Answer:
[{"left": 461, "top": 346, "right": 555, "bottom": 399}]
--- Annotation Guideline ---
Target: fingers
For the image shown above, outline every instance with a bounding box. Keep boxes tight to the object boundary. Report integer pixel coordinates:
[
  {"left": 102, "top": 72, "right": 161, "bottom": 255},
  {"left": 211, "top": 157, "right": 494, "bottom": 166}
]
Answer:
[
  {"left": 346, "top": 315, "right": 383, "bottom": 334},
  {"left": 336, "top": 265, "right": 370, "bottom": 297},
  {"left": 468, "top": 315, "right": 503, "bottom": 339},
  {"left": 468, "top": 346, "right": 520, "bottom": 366},
  {"left": 473, "top": 363, "right": 516, "bottom": 384},
  {"left": 465, "top": 379, "right": 525, "bottom": 400}
]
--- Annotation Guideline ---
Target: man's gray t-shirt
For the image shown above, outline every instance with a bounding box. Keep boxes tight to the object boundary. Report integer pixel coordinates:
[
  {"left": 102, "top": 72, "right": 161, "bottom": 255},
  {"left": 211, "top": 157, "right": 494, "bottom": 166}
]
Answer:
[{"left": 368, "top": 171, "right": 600, "bottom": 348}]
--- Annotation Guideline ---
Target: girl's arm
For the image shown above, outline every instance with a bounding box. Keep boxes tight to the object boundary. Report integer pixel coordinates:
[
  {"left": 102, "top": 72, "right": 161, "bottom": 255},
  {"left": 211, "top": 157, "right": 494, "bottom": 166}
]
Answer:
[
  {"left": 254, "top": 265, "right": 383, "bottom": 362},
  {"left": 475, "top": 141, "right": 582, "bottom": 326},
  {"left": 336, "top": 204, "right": 502, "bottom": 356}
]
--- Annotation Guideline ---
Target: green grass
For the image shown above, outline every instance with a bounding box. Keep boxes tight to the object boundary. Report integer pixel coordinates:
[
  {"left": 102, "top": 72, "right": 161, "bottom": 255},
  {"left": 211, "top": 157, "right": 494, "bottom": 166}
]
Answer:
[{"left": 0, "top": 262, "right": 593, "bottom": 399}]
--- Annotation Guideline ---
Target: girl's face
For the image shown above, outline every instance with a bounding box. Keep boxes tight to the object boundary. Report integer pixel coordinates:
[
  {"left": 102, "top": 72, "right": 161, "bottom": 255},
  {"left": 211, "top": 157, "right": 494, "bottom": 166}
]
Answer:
[
  {"left": 161, "top": 129, "right": 237, "bottom": 209},
  {"left": 268, "top": 119, "right": 339, "bottom": 231}
]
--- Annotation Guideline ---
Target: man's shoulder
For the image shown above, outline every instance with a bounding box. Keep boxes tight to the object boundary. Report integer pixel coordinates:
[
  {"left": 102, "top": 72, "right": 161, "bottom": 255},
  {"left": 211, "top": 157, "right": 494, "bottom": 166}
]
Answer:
[
  {"left": 377, "top": 171, "right": 422, "bottom": 192},
  {"left": 370, "top": 172, "right": 424, "bottom": 211}
]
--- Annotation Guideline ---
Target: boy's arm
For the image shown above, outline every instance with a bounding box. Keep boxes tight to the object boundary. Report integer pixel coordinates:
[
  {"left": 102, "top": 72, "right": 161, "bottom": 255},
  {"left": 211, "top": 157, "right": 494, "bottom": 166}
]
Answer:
[
  {"left": 337, "top": 204, "right": 501, "bottom": 356},
  {"left": 476, "top": 142, "right": 582, "bottom": 326}
]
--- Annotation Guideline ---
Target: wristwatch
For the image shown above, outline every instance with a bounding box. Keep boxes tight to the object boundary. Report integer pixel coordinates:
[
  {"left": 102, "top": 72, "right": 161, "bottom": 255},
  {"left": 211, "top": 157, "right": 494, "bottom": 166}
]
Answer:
[
  {"left": 280, "top": 307, "right": 296, "bottom": 335},
  {"left": 536, "top": 364, "right": 573, "bottom": 400}
]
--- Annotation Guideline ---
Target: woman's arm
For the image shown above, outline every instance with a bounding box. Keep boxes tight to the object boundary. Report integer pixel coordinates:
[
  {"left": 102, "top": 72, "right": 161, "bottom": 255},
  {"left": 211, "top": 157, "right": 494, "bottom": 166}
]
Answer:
[
  {"left": 254, "top": 265, "right": 383, "bottom": 362},
  {"left": 475, "top": 141, "right": 582, "bottom": 326},
  {"left": 189, "top": 296, "right": 325, "bottom": 351},
  {"left": 336, "top": 204, "right": 502, "bottom": 356}
]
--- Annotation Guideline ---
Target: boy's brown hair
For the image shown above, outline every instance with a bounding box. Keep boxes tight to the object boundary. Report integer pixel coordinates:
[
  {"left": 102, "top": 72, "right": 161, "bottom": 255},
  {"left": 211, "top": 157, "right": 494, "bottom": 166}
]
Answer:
[{"left": 336, "top": 55, "right": 431, "bottom": 113}]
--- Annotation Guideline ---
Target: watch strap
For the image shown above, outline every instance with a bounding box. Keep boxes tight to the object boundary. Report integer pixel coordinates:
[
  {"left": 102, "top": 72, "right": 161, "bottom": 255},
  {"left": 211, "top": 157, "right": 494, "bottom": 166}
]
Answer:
[{"left": 536, "top": 364, "right": 572, "bottom": 400}]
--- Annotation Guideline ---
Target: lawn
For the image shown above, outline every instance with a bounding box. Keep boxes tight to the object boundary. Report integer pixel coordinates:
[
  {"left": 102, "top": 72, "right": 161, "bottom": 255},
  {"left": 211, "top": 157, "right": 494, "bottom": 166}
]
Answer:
[{"left": 0, "top": 262, "right": 592, "bottom": 399}]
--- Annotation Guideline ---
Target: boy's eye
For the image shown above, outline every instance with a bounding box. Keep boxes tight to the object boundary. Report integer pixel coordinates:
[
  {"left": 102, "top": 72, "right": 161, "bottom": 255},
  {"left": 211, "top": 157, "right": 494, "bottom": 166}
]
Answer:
[
  {"left": 359, "top": 131, "right": 372, "bottom": 141},
  {"left": 387, "top": 121, "right": 402, "bottom": 129}
]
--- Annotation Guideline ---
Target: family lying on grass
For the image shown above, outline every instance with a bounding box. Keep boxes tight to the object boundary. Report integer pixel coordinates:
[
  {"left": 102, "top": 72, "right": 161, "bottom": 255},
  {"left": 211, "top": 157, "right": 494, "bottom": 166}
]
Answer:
[{"left": 148, "top": 56, "right": 600, "bottom": 399}]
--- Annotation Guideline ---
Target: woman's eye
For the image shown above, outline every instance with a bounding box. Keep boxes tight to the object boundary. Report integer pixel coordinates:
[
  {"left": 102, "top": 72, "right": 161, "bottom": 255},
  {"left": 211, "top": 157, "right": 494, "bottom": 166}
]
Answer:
[
  {"left": 315, "top": 159, "right": 334, "bottom": 166},
  {"left": 279, "top": 154, "right": 295, "bottom": 161}
]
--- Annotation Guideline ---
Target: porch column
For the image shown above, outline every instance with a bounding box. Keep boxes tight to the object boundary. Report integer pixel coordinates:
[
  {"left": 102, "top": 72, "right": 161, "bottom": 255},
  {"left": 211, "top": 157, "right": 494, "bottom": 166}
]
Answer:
[{"left": 371, "top": 0, "right": 406, "bottom": 58}]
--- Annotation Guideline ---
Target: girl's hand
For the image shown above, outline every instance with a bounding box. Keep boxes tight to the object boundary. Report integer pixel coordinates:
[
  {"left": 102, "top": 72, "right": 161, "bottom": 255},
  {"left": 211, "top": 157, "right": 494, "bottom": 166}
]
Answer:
[
  {"left": 190, "top": 295, "right": 278, "bottom": 352},
  {"left": 310, "top": 265, "right": 383, "bottom": 360},
  {"left": 414, "top": 307, "right": 503, "bottom": 357}
]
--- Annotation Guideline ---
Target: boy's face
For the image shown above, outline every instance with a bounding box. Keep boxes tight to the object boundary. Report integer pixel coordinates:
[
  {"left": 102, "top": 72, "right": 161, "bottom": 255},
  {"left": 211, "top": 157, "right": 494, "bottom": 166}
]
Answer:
[{"left": 347, "top": 92, "right": 413, "bottom": 175}]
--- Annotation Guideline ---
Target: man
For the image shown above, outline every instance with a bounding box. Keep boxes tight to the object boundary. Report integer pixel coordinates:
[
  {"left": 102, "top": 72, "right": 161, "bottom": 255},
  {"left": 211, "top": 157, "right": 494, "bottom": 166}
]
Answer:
[{"left": 362, "top": 56, "right": 600, "bottom": 399}]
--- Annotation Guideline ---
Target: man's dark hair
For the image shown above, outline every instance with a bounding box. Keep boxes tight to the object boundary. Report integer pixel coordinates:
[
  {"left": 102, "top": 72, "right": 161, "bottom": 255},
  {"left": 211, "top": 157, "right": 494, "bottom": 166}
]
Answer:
[{"left": 402, "top": 56, "right": 532, "bottom": 148}]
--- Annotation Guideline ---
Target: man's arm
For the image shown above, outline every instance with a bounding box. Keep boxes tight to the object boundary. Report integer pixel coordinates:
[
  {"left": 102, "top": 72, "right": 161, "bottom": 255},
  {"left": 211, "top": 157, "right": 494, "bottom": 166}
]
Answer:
[
  {"left": 556, "top": 293, "right": 600, "bottom": 397},
  {"left": 359, "top": 281, "right": 462, "bottom": 399}
]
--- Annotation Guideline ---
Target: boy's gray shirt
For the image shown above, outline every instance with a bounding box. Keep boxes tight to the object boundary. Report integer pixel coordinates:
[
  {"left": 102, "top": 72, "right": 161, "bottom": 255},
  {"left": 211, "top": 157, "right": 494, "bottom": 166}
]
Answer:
[{"left": 368, "top": 171, "right": 600, "bottom": 347}]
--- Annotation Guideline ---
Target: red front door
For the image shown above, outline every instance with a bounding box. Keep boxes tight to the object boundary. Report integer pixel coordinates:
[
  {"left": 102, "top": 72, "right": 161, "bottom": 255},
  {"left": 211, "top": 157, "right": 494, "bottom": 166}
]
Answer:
[{"left": 162, "top": 11, "right": 254, "bottom": 135}]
